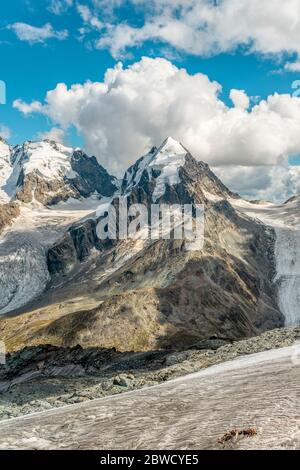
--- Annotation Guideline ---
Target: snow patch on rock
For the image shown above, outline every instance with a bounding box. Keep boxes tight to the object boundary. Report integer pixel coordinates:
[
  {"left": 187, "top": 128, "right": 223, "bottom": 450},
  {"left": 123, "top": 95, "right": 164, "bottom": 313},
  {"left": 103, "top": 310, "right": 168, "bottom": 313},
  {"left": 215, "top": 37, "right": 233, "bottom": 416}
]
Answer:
[
  {"left": 149, "top": 137, "right": 187, "bottom": 202},
  {"left": 0, "top": 140, "right": 12, "bottom": 203},
  {"left": 15, "top": 141, "right": 77, "bottom": 180},
  {"left": 123, "top": 137, "right": 187, "bottom": 201}
]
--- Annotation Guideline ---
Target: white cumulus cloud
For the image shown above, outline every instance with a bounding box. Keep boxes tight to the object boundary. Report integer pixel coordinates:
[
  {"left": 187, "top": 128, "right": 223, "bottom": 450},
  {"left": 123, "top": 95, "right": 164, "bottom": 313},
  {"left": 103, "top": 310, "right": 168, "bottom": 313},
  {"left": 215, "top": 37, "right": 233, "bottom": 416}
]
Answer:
[
  {"left": 214, "top": 165, "right": 300, "bottom": 203},
  {"left": 37, "top": 127, "right": 66, "bottom": 143},
  {"left": 230, "top": 89, "right": 250, "bottom": 110},
  {"left": 13, "top": 57, "right": 300, "bottom": 200},
  {"left": 86, "top": 0, "right": 300, "bottom": 69},
  {"left": 285, "top": 61, "right": 300, "bottom": 72}
]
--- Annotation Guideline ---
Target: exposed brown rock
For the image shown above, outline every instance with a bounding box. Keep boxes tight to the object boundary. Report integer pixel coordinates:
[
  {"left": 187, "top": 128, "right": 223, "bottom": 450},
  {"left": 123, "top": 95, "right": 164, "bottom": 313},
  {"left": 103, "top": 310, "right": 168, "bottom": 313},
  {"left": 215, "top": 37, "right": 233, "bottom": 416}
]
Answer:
[{"left": 0, "top": 203, "right": 20, "bottom": 235}]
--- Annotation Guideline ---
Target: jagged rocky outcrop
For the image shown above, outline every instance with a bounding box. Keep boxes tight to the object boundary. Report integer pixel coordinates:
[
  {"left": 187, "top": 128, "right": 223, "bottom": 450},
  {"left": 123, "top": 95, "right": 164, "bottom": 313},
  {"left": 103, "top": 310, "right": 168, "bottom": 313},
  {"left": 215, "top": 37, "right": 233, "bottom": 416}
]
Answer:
[
  {"left": 122, "top": 139, "right": 238, "bottom": 203},
  {"left": 41, "top": 207, "right": 280, "bottom": 351},
  {"left": 0, "top": 202, "right": 20, "bottom": 235},
  {"left": 47, "top": 138, "right": 239, "bottom": 274},
  {"left": 47, "top": 218, "right": 115, "bottom": 276}
]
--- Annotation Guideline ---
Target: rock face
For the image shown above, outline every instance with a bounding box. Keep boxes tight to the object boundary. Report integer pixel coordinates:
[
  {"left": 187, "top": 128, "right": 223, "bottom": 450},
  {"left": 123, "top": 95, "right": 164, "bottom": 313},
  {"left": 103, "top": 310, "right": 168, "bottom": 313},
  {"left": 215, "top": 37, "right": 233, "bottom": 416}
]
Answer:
[
  {"left": 0, "top": 137, "right": 282, "bottom": 353},
  {"left": 41, "top": 210, "right": 280, "bottom": 351},
  {"left": 47, "top": 218, "right": 114, "bottom": 275},
  {"left": 0, "top": 203, "right": 20, "bottom": 235}
]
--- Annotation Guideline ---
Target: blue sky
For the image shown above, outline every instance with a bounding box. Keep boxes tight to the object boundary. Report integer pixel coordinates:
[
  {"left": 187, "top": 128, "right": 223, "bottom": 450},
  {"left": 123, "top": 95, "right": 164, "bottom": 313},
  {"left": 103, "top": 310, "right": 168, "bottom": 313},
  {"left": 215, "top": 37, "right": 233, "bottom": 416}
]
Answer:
[
  {"left": 0, "top": 0, "right": 299, "bottom": 145},
  {"left": 2, "top": 1, "right": 300, "bottom": 200},
  {"left": 0, "top": 1, "right": 114, "bottom": 145}
]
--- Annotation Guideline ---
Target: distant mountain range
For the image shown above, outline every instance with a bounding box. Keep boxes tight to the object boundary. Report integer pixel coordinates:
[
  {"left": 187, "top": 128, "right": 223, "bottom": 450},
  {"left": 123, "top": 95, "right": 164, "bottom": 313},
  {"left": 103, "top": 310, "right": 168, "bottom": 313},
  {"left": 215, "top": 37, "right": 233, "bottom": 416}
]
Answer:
[{"left": 0, "top": 136, "right": 298, "bottom": 353}]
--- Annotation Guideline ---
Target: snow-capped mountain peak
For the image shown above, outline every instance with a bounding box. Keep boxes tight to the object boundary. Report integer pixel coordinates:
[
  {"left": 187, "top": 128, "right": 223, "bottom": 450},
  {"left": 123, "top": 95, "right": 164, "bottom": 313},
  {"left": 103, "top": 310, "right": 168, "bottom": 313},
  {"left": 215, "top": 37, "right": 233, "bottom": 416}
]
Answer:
[
  {"left": 13, "top": 140, "right": 77, "bottom": 181},
  {"left": 148, "top": 137, "right": 187, "bottom": 201},
  {"left": 122, "top": 137, "right": 188, "bottom": 200},
  {"left": 0, "top": 139, "right": 118, "bottom": 205},
  {"left": 154, "top": 136, "right": 186, "bottom": 155},
  {"left": 122, "top": 136, "right": 236, "bottom": 203}
]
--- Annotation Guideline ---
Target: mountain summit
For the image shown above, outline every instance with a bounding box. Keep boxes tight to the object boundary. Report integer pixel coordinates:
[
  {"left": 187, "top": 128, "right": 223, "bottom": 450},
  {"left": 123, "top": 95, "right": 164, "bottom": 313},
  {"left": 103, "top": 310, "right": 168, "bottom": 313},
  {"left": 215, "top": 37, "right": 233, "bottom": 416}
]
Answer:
[
  {"left": 0, "top": 140, "right": 117, "bottom": 205},
  {"left": 122, "top": 136, "right": 236, "bottom": 204},
  {"left": 122, "top": 137, "right": 187, "bottom": 197}
]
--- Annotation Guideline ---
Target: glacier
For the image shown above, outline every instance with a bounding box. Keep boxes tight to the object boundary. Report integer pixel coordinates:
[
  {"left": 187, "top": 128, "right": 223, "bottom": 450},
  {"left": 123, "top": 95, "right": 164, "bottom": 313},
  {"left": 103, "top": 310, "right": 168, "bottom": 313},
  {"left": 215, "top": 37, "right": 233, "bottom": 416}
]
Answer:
[
  {"left": 0, "top": 203, "right": 100, "bottom": 315},
  {"left": 231, "top": 197, "right": 300, "bottom": 326}
]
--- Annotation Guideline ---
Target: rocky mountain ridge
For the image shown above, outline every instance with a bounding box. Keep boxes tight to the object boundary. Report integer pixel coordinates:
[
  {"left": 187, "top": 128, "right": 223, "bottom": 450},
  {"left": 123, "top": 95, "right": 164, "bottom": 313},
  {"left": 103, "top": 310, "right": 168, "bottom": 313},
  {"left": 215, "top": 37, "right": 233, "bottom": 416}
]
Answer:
[
  {"left": 121, "top": 137, "right": 237, "bottom": 202},
  {"left": 0, "top": 137, "right": 284, "bottom": 352}
]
